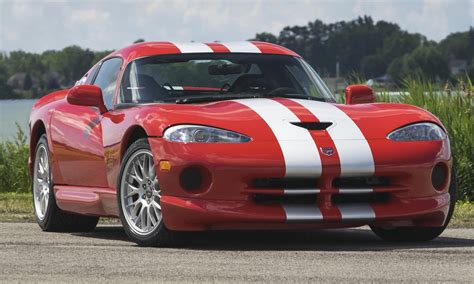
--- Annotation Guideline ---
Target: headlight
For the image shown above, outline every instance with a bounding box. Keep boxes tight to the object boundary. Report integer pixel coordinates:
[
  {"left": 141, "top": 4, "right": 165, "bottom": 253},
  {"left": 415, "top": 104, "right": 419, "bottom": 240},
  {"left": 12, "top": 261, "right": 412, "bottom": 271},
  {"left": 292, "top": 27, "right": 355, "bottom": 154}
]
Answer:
[
  {"left": 163, "top": 125, "right": 251, "bottom": 143},
  {"left": 387, "top": 122, "right": 446, "bottom": 141}
]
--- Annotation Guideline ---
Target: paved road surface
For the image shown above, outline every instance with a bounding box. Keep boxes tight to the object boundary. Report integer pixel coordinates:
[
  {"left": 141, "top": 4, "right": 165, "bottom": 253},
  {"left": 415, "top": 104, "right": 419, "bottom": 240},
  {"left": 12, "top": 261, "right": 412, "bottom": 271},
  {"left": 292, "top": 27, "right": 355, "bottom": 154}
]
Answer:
[{"left": 0, "top": 222, "right": 473, "bottom": 282}]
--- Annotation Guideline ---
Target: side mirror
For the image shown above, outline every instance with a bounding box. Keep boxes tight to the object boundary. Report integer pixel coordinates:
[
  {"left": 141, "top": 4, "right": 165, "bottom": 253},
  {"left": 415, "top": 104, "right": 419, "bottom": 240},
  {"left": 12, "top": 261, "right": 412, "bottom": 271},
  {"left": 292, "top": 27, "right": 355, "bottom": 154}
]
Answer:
[
  {"left": 67, "top": 85, "right": 107, "bottom": 113},
  {"left": 345, "top": 84, "right": 375, "bottom": 105}
]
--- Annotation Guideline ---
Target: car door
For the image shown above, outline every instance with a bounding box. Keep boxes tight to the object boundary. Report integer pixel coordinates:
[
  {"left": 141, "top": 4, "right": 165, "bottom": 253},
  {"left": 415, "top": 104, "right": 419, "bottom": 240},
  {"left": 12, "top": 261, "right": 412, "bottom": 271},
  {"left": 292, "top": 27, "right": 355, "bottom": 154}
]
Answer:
[{"left": 50, "top": 57, "right": 123, "bottom": 187}]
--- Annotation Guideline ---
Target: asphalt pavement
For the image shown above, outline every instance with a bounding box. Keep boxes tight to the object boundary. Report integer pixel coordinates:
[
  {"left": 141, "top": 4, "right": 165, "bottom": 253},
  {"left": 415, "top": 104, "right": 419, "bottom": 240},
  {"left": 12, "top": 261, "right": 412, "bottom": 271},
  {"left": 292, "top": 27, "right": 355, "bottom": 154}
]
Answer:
[{"left": 0, "top": 222, "right": 473, "bottom": 282}]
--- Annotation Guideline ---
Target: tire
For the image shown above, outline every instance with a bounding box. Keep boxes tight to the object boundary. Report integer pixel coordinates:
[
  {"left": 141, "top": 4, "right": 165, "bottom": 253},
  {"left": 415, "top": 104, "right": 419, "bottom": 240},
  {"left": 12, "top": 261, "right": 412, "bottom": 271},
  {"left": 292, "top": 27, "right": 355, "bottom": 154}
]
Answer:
[
  {"left": 370, "top": 165, "right": 457, "bottom": 242},
  {"left": 117, "top": 138, "right": 187, "bottom": 247},
  {"left": 32, "top": 134, "right": 99, "bottom": 232}
]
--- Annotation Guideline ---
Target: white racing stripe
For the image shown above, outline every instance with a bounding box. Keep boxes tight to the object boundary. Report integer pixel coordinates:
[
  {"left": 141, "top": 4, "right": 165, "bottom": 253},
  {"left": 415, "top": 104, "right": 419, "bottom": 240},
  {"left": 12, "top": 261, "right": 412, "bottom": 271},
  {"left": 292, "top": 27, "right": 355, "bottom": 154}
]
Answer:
[
  {"left": 172, "top": 42, "right": 213, "bottom": 53},
  {"left": 221, "top": 42, "right": 261, "bottom": 53},
  {"left": 339, "top": 188, "right": 373, "bottom": 194},
  {"left": 163, "top": 86, "right": 184, "bottom": 90},
  {"left": 234, "top": 98, "right": 321, "bottom": 177},
  {"left": 283, "top": 189, "right": 320, "bottom": 195},
  {"left": 291, "top": 99, "right": 374, "bottom": 177},
  {"left": 338, "top": 204, "right": 376, "bottom": 221},
  {"left": 283, "top": 204, "right": 323, "bottom": 222}
]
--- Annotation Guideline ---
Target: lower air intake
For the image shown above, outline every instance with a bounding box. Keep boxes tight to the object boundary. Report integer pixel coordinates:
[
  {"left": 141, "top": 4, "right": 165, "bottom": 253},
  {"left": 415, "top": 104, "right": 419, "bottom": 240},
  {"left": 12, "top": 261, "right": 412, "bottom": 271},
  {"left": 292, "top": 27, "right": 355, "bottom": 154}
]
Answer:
[
  {"left": 333, "top": 176, "right": 389, "bottom": 189},
  {"left": 252, "top": 178, "right": 317, "bottom": 189}
]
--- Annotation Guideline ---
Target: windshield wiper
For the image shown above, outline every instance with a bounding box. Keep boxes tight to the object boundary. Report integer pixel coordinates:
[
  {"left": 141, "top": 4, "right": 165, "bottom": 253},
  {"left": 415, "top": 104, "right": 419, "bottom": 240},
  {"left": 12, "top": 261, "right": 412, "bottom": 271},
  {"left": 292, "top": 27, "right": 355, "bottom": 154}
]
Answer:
[
  {"left": 264, "top": 93, "right": 326, "bottom": 102},
  {"left": 161, "top": 92, "right": 326, "bottom": 104},
  {"left": 164, "top": 93, "right": 265, "bottom": 104}
]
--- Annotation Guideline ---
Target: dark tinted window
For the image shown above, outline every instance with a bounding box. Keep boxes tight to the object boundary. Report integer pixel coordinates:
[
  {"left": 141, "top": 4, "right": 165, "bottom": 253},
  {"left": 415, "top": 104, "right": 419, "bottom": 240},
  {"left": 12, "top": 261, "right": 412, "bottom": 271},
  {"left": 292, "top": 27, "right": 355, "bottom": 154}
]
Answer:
[
  {"left": 93, "top": 58, "right": 122, "bottom": 110},
  {"left": 119, "top": 54, "right": 335, "bottom": 104}
]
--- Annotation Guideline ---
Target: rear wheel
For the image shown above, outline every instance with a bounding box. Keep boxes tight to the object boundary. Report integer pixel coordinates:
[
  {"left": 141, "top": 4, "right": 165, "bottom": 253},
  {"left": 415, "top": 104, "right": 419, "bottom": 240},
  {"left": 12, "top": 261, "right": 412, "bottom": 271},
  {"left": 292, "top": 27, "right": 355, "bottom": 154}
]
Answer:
[
  {"left": 370, "top": 165, "right": 457, "bottom": 242},
  {"left": 33, "top": 134, "right": 99, "bottom": 232},
  {"left": 117, "top": 138, "right": 186, "bottom": 246}
]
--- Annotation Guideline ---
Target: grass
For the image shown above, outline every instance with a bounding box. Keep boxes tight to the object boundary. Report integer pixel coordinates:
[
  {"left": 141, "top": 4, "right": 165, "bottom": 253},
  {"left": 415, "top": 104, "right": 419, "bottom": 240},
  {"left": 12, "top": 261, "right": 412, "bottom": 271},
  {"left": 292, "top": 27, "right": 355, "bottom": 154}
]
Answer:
[
  {"left": 0, "top": 193, "right": 34, "bottom": 222},
  {"left": 0, "top": 193, "right": 120, "bottom": 224},
  {"left": 451, "top": 201, "right": 474, "bottom": 228},
  {"left": 1, "top": 193, "right": 472, "bottom": 227}
]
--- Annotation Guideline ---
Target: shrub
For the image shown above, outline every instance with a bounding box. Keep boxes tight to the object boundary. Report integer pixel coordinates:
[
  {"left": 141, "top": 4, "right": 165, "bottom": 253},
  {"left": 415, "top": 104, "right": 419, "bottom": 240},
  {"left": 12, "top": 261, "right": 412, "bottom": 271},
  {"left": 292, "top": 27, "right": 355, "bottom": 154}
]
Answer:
[{"left": 0, "top": 124, "right": 30, "bottom": 193}]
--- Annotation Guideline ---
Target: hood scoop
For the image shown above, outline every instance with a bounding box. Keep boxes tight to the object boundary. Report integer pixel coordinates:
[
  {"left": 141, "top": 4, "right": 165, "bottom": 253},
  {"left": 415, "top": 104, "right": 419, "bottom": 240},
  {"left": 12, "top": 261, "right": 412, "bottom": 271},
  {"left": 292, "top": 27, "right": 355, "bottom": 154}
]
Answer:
[{"left": 291, "top": 121, "right": 333, "bottom": 131}]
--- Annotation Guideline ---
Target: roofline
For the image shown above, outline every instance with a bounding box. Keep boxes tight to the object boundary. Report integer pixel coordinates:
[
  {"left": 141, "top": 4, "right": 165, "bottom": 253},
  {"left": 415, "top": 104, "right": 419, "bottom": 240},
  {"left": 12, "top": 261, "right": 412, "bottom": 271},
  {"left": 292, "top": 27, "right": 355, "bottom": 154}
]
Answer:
[{"left": 104, "top": 41, "right": 300, "bottom": 63}]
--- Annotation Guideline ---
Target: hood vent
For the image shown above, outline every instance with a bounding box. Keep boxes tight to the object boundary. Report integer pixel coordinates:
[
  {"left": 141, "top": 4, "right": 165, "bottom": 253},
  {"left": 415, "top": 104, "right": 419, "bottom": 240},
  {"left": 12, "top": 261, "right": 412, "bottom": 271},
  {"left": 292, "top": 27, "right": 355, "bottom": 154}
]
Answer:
[{"left": 291, "top": 122, "right": 333, "bottom": 131}]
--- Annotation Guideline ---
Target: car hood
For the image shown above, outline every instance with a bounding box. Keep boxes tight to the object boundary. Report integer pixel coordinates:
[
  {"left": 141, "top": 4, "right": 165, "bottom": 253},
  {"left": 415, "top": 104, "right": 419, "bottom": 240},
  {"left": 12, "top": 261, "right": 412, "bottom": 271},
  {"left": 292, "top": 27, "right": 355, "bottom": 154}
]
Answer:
[{"left": 134, "top": 98, "right": 443, "bottom": 140}]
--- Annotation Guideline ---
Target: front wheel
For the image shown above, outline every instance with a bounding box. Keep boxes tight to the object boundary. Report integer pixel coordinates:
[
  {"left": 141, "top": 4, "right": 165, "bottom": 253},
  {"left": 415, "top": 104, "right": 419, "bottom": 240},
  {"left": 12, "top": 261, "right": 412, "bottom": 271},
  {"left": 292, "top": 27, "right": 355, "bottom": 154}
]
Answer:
[
  {"left": 117, "top": 138, "right": 186, "bottom": 246},
  {"left": 370, "top": 165, "right": 457, "bottom": 242}
]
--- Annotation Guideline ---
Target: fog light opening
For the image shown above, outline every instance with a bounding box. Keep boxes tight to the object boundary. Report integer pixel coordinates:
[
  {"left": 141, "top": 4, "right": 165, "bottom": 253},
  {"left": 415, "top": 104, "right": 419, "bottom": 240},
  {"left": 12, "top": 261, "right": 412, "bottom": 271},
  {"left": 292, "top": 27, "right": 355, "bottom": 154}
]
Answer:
[
  {"left": 179, "top": 166, "right": 211, "bottom": 193},
  {"left": 431, "top": 163, "right": 448, "bottom": 191}
]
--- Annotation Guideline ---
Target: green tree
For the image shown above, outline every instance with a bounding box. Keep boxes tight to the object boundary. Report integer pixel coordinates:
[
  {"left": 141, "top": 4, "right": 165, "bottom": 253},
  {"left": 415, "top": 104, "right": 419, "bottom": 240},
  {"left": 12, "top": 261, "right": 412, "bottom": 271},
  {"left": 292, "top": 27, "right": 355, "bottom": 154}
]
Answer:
[
  {"left": 92, "top": 50, "right": 113, "bottom": 65},
  {"left": 387, "top": 57, "right": 403, "bottom": 80},
  {"left": 252, "top": 32, "right": 278, "bottom": 44},
  {"left": 4, "top": 51, "right": 46, "bottom": 79},
  {"left": 48, "top": 46, "right": 95, "bottom": 86},
  {"left": 361, "top": 54, "right": 387, "bottom": 78},
  {"left": 439, "top": 30, "right": 471, "bottom": 60},
  {"left": 0, "top": 59, "right": 14, "bottom": 99},
  {"left": 391, "top": 45, "right": 450, "bottom": 81}
]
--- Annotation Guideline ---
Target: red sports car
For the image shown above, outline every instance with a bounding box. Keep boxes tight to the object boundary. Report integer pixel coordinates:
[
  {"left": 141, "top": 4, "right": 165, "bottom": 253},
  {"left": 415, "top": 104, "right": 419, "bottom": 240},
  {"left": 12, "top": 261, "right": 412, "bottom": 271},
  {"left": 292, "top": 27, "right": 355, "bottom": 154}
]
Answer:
[{"left": 29, "top": 41, "right": 455, "bottom": 246}]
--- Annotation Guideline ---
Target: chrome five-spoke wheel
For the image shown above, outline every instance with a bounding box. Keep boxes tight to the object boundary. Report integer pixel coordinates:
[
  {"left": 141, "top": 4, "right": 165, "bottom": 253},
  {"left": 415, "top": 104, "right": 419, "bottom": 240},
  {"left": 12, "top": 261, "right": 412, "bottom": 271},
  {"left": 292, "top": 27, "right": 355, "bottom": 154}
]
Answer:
[
  {"left": 33, "top": 144, "right": 50, "bottom": 221},
  {"left": 120, "top": 149, "right": 162, "bottom": 236}
]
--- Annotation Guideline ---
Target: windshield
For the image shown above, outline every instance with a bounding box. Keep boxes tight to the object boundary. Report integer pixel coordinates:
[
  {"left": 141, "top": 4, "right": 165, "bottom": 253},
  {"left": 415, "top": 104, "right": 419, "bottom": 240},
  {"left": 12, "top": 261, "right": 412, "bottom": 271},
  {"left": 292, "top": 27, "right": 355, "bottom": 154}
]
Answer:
[{"left": 119, "top": 53, "right": 335, "bottom": 104}]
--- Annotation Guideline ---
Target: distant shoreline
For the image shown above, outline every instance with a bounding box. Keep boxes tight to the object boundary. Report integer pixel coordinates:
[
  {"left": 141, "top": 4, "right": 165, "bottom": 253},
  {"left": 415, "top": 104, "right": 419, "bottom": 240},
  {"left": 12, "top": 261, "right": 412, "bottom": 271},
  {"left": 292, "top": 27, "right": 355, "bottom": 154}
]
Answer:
[{"left": 0, "top": 98, "right": 36, "bottom": 101}]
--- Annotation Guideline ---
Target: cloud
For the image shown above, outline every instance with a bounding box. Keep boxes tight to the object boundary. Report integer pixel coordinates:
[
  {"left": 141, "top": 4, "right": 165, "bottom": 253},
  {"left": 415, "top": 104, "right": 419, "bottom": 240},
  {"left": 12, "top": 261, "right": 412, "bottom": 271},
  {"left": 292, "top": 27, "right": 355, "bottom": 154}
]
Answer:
[{"left": 0, "top": 0, "right": 471, "bottom": 53}]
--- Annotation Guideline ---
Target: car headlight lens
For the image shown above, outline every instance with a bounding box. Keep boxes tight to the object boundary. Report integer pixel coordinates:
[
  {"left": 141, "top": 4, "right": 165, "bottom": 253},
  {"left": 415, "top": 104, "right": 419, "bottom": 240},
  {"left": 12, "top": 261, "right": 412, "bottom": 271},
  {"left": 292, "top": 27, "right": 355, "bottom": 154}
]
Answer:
[
  {"left": 387, "top": 122, "right": 446, "bottom": 141},
  {"left": 163, "top": 125, "right": 251, "bottom": 143}
]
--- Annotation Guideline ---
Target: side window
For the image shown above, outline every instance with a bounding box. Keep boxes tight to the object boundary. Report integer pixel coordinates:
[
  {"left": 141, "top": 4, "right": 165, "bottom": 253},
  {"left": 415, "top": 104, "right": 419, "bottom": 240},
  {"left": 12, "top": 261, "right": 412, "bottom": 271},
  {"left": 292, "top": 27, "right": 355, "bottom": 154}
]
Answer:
[
  {"left": 75, "top": 64, "right": 99, "bottom": 86},
  {"left": 75, "top": 74, "right": 87, "bottom": 86},
  {"left": 85, "top": 64, "right": 99, "bottom": 85},
  {"left": 92, "top": 58, "right": 122, "bottom": 110}
]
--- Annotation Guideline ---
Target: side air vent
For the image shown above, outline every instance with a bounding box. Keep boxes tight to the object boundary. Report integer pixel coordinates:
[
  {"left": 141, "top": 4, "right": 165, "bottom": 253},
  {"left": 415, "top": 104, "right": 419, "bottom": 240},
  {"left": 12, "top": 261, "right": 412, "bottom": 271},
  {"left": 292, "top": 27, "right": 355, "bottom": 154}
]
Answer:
[{"left": 291, "top": 122, "right": 333, "bottom": 130}]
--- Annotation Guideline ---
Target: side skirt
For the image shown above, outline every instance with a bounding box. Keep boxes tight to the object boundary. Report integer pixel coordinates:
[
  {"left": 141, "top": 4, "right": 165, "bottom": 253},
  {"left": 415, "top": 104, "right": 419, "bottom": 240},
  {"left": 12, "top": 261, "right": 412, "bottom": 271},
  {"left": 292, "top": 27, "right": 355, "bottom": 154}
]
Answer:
[{"left": 54, "top": 185, "right": 118, "bottom": 217}]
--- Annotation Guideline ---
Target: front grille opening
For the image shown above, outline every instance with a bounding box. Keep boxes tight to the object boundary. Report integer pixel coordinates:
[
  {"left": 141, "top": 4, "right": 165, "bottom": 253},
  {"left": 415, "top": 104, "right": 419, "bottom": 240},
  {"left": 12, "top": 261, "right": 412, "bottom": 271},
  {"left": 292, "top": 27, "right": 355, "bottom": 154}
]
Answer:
[
  {"left": 332, "top": 192, "right": 389, "bottom": 204},
  {"left": 333, "top": 176, "right": 389, "bottom": 189},
  {"left": 254, "top": 194, "right": 317, "bottom": 205},
  {"left": 252, "top": 178, "right": 317, "bottom": 189}
]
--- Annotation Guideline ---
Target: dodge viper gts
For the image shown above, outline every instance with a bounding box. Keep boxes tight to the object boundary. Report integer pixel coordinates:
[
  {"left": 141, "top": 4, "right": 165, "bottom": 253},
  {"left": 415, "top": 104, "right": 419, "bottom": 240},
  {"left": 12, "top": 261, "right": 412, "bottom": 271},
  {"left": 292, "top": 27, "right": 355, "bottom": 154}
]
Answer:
[{"left": 29, "top": 41, "right": 456, "bottom": 246}]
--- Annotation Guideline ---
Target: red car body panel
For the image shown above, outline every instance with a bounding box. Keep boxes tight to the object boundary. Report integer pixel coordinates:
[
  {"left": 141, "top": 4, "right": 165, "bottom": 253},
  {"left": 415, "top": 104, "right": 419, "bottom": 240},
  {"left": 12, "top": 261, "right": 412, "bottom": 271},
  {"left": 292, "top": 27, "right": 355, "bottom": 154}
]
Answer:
[{"left": 29, "top": 41, "right": 452, "bottom": 230}]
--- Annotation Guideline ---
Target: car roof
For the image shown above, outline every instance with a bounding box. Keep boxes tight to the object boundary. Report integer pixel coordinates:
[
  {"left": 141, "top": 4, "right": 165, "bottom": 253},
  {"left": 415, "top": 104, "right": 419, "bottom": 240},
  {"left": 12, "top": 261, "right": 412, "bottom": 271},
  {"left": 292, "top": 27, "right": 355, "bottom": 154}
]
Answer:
[{"left": 106, "top": 41, "right": 300, "bottom": 63}]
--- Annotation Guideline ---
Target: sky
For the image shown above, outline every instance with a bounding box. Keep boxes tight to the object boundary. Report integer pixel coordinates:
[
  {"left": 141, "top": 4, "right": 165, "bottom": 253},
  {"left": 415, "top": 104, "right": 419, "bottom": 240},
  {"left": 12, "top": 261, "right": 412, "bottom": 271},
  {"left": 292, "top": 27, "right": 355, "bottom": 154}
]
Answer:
[{"left": 0, "top": 0, "right": 473, "bottom": 53}]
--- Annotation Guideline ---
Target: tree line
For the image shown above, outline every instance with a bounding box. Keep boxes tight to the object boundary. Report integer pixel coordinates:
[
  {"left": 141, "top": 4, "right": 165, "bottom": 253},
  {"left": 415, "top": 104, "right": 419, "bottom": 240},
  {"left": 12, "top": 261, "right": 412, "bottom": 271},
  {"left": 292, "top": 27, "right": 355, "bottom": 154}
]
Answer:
[
  {"left": 0, "top": 46, "right": 111, "bottom": 99},
  {"left": 1, "top": 16, "right": 473, "bottom": 100},
  {"left": 253, "top": 16, "right": 473, "bottom": 81}
]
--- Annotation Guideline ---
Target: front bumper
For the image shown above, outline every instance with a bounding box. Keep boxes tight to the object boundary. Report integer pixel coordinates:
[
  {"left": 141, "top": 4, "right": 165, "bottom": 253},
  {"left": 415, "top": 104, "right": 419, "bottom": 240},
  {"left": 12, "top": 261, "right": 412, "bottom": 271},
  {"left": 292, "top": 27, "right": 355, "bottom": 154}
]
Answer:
[
  {"left": 160, "top": 194, "right": 450, "bottom": 230},
  {"left": 149, "top": 137, "right": 452, "bottom": 231}
]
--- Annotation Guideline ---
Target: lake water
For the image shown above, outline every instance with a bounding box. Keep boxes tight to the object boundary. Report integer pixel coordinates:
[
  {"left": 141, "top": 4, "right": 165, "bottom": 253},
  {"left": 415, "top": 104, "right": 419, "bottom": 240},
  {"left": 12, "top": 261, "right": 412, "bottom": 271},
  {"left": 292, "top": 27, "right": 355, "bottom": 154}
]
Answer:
[{"left": 0, "top": 99, "right": 37, "bottom": 141}]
